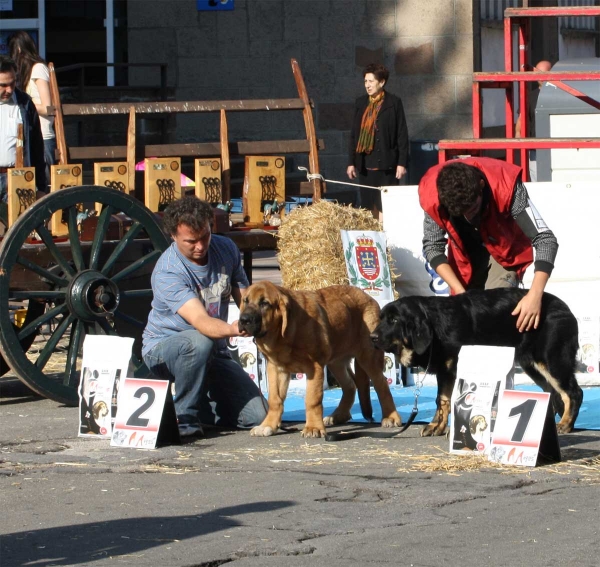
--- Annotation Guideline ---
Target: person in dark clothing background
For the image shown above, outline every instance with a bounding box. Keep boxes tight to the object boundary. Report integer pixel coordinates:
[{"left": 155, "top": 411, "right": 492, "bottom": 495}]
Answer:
[{"left": 347, "top": 63, "right": 409, "bottom": 219}]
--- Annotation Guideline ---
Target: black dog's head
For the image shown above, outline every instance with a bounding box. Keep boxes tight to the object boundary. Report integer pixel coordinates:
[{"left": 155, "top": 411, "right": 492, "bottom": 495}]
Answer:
[{"left": 371, "top": 297, "right": 433, "bottom": 366}]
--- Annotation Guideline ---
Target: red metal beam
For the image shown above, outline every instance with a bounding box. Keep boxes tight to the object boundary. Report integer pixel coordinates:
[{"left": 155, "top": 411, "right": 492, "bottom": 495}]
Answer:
[
  {"left": 550, "top": 81, "right": 600, "bottom": 112},
  {"left": 438, "top": 138, "right": 600, "bottom": 150},
  {"left": 474, "top": 71, "right": 600, "bottom": 82},
  {"left": 505, "top": 7, "right": 600, "bottom": 18}
]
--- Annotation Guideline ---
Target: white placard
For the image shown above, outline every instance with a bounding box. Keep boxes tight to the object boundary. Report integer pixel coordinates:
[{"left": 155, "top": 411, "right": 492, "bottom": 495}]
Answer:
[
  {"left": 110, "top": 377, "right": 170, "bottom": 449},
  {"left": 78, "top": 335, "right": 134, "bottom": 438},
  {"left": 489, "top": 390, "right": 552, "bottom": 467},
  {"left": 576, "top": 313, "right": 599, "bottom": 377},
  {"left": 383, "top": 353, "right": 400, "bottom": 386},
  {"left": 449, "top": 346, "right": 514, "bottom": 454},
  {"left": 341, "top": 230, "right": 395, "bottom": 308}
]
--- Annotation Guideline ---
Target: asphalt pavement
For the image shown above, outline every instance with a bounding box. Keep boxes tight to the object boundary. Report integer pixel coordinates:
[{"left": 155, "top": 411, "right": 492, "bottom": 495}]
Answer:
[{"left": 2, "top": 374, "right": 600, "bottom": 567}]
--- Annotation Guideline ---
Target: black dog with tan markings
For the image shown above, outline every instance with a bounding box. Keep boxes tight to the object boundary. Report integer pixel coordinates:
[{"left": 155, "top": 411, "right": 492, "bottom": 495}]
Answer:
[{"left": 371, "top": 288, "right": 583, "bottom": 436}]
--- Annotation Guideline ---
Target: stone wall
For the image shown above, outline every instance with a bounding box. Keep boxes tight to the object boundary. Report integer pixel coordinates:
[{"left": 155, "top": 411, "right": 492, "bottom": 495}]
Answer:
[{"left": 128, "top": 0, "right": 474, "bottom": 188}]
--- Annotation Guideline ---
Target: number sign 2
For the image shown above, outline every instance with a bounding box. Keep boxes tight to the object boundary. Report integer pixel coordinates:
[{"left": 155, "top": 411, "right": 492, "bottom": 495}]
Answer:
[
  {"left": 489, "top": 390, "right": 561, "bottom": 467},
  {"left": 111, "top": 378, "right": 180, "bottom": 449}
]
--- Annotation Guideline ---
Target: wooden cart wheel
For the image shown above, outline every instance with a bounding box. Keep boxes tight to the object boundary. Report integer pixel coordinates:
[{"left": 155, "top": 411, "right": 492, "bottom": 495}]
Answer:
[{"left": 0, "top": 186, "right": 169, "bottom": 405}]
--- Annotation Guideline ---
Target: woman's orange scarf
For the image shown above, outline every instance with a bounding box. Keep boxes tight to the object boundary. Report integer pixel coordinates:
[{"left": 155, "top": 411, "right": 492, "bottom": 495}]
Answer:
[{"left": 355, "top": 91, "right": 385, "bottom": 155}]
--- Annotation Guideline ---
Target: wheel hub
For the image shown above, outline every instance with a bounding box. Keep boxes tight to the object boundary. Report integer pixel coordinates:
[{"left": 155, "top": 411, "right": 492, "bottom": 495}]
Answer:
[{"left": 66, "top": 270, "right": 120, "bottom": 321}]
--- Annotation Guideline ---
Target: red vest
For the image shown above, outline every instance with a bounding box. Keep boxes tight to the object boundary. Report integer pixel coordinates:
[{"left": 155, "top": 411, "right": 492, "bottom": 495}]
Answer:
[{"left": 419, "top": 157, "right": 533, "bottom": 288}]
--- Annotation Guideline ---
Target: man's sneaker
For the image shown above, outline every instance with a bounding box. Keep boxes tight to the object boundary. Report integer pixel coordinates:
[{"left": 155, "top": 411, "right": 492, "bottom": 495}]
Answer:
[{"left": 178, "top": 423, "right": 204, "bottom": 438}]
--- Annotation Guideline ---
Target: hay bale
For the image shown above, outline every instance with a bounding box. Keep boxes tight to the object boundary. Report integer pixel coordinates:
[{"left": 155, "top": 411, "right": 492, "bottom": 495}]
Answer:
[{"left": 277, "top": 201, "right": 398, "bottom": 291}]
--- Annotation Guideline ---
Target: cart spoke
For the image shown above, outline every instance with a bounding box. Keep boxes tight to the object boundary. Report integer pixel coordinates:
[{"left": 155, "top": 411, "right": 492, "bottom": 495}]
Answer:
[
  {"left": 97, "top": 318, "right": 118, "bottom": 336},
  {"left": 89, "top": 204, "right": 114, "bottom": 270},
  {"left": 63, "top": 319, "right": 84, "bottom": 387},
  {"left": 11, "top": 291, "right": 66, "bottom": 300},
  {"left": 111, "top": 250, "right": 162, "bottom": 283},
  {"left": 35, "top": 224, "right": 76, "bottom": 278},
  {"left": 120, "top": 289, "right": 153, "bottom": 298},
  {"left": 67, "top": 206, "right": 85, "bottom": 271},
  {"left": 101, "top": 221, "right": 143, "bottom": 275},
  {"left": 34, "top": 313, "right": 75, "bottom": 371},
  {"left": 15, "top": 256, "right": 69, "bottom": 287},
  {"left": 18, "top": 302, "right": 68, "bottom": 341},
  {"left": 113, "top": 309, "right": 146, "bottom": 330}
]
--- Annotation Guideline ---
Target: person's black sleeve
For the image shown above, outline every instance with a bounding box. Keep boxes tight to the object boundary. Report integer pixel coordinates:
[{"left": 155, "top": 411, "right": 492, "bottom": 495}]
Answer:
[{"left": 27, "top": 102, "right": 46, "bottom": 192}]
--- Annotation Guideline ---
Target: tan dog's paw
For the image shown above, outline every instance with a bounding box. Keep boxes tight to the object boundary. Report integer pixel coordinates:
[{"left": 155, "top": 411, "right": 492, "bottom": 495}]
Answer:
[
  {"left": 250, "top": 425, "right": 276, "bottom": 437},
  {"left": 381, "top": 412, "right": 402, "bottom": 428},
  {"left": 323, "top": 412, "right": 351, "bottom": 426},
  {"left": 420, "top": 423, "right": 447, "bottom": 437},
  {"left": 301, "top": 425, "right": 326, "bottom": 438}
]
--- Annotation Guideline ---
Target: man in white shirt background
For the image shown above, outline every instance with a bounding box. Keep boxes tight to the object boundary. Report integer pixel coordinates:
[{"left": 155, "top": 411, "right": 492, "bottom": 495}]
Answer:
[{"left": 0, "top": 55, "right": 46, "bottom": 216}]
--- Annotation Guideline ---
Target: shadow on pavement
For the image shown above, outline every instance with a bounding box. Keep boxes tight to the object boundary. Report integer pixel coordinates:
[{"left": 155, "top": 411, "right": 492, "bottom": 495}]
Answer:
[{"left": 1, "top": 501, "right": 294, "bottom": 566}]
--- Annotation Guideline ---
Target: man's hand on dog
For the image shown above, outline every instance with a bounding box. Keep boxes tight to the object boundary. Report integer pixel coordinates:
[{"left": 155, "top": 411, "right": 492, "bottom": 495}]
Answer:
[
  {"left": 512, "top": 290, "right": 543, "bottom": 332},
  {"left": 233, "top": 320, "right": 252, "bottom": 338}
]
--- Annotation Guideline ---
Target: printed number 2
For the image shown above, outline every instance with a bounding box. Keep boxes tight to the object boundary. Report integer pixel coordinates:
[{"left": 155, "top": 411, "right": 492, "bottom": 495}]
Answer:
[
  {"left": 126, "top": 387, "right": 156, "bottom": 427},
  {"left": 508, "top": 399, "right": 537, "bottom": 443}
]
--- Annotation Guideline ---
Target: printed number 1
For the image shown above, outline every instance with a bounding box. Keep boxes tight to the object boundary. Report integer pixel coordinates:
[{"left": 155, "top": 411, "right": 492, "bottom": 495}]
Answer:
[
  {"left": 508, "top": 399, "right": 537, "bottom": 442},
  {"left": 126, "top": 387, "right": 156, "bottom": 427}
]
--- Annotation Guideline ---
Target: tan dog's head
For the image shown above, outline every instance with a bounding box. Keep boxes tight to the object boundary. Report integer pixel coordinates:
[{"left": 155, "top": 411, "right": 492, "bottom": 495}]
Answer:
[{"left": 239, "top": 281, "right": 290, "bottom": 339}]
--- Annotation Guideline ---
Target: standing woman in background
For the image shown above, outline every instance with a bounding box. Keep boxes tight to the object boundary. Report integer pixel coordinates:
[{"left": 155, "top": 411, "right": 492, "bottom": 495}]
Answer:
[
  {"left": 347, "top": 63, "right": 409, "bottom": 220},
  {"left": 9, "top": 31, "right": 56, "bottom": 189}
]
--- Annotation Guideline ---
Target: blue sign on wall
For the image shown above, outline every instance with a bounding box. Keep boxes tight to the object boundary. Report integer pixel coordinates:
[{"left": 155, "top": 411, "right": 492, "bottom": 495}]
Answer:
[{"left": 197, "top": 0, "right": 234, "bottom": 11}]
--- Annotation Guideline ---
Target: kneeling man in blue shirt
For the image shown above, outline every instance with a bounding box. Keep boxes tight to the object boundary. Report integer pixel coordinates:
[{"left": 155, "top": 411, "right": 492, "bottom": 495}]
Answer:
[{"left": 142, "top": 196, "right": 266, "bottom": 437}]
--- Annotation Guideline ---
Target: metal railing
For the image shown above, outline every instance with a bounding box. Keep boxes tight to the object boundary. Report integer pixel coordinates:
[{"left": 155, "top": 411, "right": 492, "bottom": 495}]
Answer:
[{"left": 480, "top": 0, "right": 599, "bottom": 31}]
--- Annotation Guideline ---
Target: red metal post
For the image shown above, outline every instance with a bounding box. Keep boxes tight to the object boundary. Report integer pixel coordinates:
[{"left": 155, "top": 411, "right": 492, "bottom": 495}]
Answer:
[
  {"left": 518, "top": 19, "right": 529, "bottom": 180},
  {"left": 504, "top": 16, "right": 512, "bottom": 72},
  {"left": 472, "top": 82, "right": 482, "bottom": 139}
]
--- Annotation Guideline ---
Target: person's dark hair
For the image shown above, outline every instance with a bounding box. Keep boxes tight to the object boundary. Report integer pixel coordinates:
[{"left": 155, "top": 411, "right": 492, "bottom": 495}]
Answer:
[
  {"left": 8, "top": 30, "right": 46, "bottom": 90},
  {"left": 436, "top": 162, "right": 484, "bottom": 216},
  {"left": 363, "top": 63, "right": 389, "bottom": 84},
  {"left": 0, "top": 55, "right": 18, "bottom": 76},
  {"left": 162, "top": 196, "right": 213, "bottom": 236}
]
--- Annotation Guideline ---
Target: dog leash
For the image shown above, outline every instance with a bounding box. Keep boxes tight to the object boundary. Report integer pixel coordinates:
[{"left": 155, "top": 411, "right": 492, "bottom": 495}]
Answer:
[{"left": 324, "top": 351, "right": 431, "bottom": 442}]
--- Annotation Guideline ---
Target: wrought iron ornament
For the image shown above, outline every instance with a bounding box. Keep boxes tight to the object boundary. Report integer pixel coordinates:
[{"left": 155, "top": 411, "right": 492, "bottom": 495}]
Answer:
[
  {"left": 157, "top": 179, "right": 176, "bottom": 211},
  {"left": 16, "top": 188, "right": 36, "bottom": 217},
  {"left": 201, "top": 177, "right": 222, "bottom": 203}
]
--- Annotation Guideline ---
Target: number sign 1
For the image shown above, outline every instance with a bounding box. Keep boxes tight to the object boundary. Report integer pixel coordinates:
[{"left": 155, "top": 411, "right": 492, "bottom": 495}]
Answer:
[
  {"left": 111, "top": 378, "right": 180, "bottom": 449},
  {"left": 489, "top": 390, "right": 561, "bottom": 467}
]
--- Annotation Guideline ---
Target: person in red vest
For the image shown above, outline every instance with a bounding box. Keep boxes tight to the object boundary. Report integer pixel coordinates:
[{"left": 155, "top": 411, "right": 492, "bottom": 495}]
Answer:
[{"left": 419, "top": 157, "right": 558, "bottom": 333}]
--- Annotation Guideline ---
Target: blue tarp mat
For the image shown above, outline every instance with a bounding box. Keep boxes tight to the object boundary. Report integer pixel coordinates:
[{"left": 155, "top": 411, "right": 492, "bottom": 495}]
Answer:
[{"left": 281, "top": 385, "right": 600, "bottom": 431}]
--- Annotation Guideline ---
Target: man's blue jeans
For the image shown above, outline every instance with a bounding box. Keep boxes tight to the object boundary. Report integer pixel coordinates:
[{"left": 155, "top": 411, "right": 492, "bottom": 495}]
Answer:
[{"left": 143, "top": 330, "right": 267, "bottom": 429}]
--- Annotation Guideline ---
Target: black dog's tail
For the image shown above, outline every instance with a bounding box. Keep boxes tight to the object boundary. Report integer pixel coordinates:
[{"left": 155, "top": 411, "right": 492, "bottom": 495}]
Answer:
[{"left": 353, "top": 362, "right": 374, "bottom": 422}]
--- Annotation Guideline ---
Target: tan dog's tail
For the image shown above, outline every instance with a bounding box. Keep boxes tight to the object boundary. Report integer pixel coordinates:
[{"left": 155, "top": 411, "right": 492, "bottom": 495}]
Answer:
[{"left": 354, "top": 362, "right": 373, "bottom": 422}]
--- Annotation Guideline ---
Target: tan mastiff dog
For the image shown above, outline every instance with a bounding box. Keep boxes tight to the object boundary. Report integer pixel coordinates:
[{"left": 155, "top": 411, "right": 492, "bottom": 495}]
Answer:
[{"left": 238, "top": 281, "right": 402, "bottom": 438}]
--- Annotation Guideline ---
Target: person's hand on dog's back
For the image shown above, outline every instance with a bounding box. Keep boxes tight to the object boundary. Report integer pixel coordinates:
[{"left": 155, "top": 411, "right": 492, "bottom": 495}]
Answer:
[{"left": 511, "top": 271, "right": 550, "bottom": 332}]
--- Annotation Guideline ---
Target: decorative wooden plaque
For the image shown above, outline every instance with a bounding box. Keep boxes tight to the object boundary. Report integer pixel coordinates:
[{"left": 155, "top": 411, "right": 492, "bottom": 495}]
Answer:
[
  {"left": 242, "top": 156, "right": 285, "bottom": 225},
  {"left": 50, "top": 164, "right": 83, "bottom": 236},
  {"left": 7, "top": 167, "right": 36, "bottom": 228},
  {"left": 94, "top": 162, "right": 130, "bottom": 193},
  {"left": 195, "top": 158, "right": 222, "bottom": 204},
  {"left": 144, "top": 158, "right": 182, "bottom": 213},
  {"left": 94, "top": 162, "right": 130, "bottom": 215}
]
